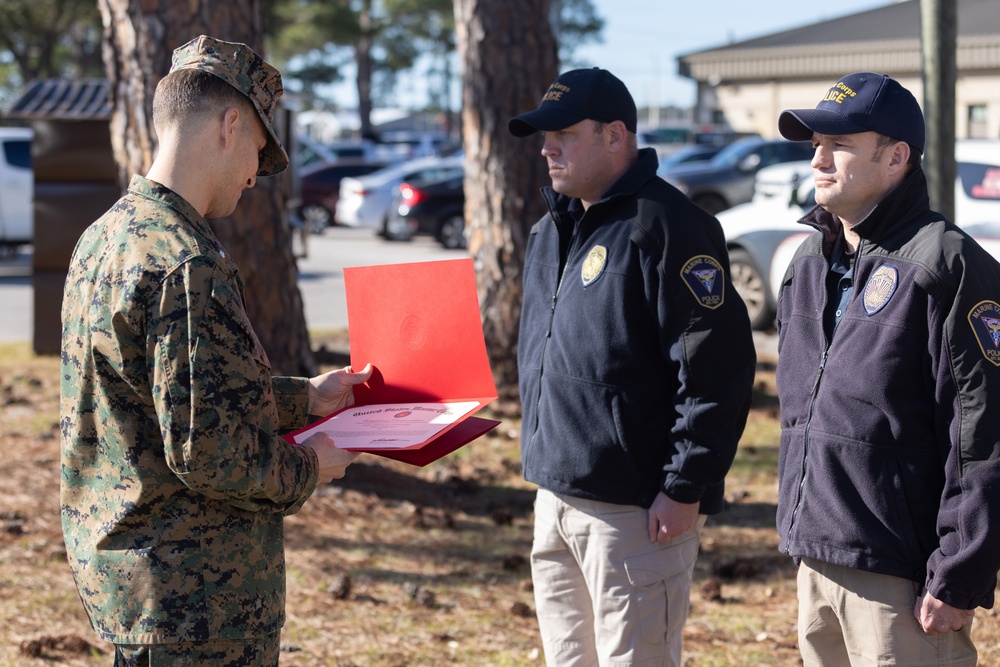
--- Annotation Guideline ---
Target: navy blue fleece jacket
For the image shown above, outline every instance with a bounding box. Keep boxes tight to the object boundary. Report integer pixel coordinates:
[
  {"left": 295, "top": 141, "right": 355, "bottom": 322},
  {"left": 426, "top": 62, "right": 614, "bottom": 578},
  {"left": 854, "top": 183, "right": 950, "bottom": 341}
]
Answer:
[
  {"left": 518, "top": 148, "right": 756, "bottom": 513},
  {"left": 776, "top": 167, "right": 1000, "bottom": 610}
]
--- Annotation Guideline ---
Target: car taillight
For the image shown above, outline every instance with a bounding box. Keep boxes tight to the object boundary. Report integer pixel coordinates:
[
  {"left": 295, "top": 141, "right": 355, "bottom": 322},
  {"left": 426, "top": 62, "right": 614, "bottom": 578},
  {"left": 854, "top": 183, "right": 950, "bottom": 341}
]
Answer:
[{"left": 399, "top": 182, "right": 423, "bottom": 207}]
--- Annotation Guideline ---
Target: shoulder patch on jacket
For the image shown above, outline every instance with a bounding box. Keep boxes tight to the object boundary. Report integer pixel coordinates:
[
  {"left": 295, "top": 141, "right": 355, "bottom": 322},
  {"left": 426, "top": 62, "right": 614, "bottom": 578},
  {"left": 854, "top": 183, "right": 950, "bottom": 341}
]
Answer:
[
  {"left": 581, "top": 245, "right": 607, "bottom": 286},
  {"left": 969, "top": 300, "right": 1000, "bottom": 367},
  {"left": 680, "top": 255, "right": 724, "bottom": 309},
  {"left": 863, "top": 265, "right": 898, "bottom": 316}
]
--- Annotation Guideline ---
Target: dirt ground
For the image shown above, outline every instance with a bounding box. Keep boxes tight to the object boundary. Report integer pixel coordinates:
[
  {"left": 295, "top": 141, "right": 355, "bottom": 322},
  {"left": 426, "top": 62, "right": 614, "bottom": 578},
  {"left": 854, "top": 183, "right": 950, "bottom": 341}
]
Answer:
[{"left": 1, "top": 336, "right": 998, "bottom": 667}]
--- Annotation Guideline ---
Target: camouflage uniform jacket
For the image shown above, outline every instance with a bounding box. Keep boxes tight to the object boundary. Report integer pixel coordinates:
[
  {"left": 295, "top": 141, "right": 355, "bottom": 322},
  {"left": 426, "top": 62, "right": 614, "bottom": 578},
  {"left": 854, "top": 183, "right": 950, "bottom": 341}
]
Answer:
[{"left": 60, "top": 175, "right": 320, "bottom": 644}]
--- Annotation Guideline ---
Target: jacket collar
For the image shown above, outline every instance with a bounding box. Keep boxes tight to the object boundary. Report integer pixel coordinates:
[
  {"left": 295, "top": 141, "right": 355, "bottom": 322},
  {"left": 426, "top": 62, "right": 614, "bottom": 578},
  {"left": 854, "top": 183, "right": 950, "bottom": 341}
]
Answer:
[
  {"left": 127, "top": 174, "right": 239, "bottom": 277},
  {"left": 799, "top": 167, "right": 932, "bottom": 249}
]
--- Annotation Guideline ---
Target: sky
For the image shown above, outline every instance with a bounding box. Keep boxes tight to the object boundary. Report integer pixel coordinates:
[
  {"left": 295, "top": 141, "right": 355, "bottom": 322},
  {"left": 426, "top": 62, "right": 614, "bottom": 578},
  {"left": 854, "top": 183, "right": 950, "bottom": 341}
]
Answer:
[{"left": 574, "top": 0, "right": 893, "bottom": 110}]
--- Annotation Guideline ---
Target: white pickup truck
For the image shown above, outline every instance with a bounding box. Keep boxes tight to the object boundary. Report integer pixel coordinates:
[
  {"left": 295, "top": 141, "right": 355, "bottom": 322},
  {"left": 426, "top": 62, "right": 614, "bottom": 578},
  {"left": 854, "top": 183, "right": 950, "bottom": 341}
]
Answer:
[{"left": 0, "top": 127, "right": 33, "bottom": 253}]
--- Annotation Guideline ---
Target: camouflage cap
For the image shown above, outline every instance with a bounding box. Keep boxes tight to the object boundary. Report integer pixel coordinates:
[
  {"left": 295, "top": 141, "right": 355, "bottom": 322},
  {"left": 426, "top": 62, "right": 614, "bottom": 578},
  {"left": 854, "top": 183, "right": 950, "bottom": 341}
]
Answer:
[{"left": 170, "top": 35, "right": 289, "bottom": 176}]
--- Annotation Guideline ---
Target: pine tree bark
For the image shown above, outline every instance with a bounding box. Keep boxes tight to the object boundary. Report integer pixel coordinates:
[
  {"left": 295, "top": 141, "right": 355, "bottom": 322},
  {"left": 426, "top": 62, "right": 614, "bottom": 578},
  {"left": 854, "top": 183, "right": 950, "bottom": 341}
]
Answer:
[
  {"left": 453, "top": 0, "right": 558, "bottom": 404},
  {"left": 98, "top": 0, "right": 315, "bottom": 376}
]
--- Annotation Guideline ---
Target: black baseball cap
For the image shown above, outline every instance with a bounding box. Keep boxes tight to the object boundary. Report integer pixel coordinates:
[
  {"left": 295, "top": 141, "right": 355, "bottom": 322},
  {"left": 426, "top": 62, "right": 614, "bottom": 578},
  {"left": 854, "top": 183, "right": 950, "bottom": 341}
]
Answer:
[
  {"left": 509, "top": 68, "right": 637, "bottom": 137},
  {"left": 778, "top": 72, "right": 924, "bottom": 152}
]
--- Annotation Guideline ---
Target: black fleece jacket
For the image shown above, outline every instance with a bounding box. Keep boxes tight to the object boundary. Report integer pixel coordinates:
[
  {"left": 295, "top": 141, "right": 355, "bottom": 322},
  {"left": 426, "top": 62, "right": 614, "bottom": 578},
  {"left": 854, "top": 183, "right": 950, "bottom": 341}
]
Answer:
[{"left": 517, "top": 148, "right": 756, "bottom": 513}]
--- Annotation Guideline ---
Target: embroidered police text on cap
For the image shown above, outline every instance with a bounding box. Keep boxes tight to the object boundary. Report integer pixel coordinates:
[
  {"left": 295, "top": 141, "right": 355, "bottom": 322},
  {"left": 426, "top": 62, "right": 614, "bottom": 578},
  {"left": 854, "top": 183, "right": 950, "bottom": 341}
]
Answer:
[
  {"left": 778, "top": 72, "right": 924, "bottom": 153},
  {"left": 509, "top": 68, "right": 638, "bottom": 137},
  {"left": 170, "top": 35, "right": 289, "bottom": 176}
]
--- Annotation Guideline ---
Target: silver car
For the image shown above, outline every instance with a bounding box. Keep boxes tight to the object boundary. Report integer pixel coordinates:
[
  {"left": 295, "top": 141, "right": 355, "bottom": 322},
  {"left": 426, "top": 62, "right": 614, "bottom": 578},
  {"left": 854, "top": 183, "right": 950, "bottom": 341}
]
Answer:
[{"left": 335, "top": 155, "right": 463, "bottom": 232}]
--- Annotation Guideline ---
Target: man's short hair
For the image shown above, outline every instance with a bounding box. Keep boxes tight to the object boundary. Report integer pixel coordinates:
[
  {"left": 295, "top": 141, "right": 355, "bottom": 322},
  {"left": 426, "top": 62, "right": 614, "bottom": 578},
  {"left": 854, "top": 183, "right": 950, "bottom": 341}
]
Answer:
[{"left": 152, "top": 68, "right": 254, "bottom": 131}]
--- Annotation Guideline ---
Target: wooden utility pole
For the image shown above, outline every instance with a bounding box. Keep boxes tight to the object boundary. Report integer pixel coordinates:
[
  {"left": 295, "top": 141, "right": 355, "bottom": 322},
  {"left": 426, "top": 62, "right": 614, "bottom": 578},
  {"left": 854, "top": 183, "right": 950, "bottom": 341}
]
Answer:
[{"left": 921, "top": 0, "right": 957, "bottom": 220}]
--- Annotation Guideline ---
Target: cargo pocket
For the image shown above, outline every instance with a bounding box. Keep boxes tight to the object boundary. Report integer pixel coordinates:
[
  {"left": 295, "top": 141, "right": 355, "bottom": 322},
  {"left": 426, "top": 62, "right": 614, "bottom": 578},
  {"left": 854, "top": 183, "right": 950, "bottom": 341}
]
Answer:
[{"left": 623, "top": 532, "right": 700, "bottom": 645}]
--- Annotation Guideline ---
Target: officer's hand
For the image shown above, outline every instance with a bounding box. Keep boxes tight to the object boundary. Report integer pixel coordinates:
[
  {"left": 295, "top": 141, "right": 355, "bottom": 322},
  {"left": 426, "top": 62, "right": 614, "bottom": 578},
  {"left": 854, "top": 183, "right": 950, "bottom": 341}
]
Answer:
[
  {"left": 308, "top": 363, "right": 373, "bottom": 416},
  {"left": 301, "top": 431, "right": 361, "bottom": 482},
  {"left": 914, "top": 590, "right": 975, "bottom": 635},
  {"left": 647, "top": 491, "right": 699, "bottom": 542}
]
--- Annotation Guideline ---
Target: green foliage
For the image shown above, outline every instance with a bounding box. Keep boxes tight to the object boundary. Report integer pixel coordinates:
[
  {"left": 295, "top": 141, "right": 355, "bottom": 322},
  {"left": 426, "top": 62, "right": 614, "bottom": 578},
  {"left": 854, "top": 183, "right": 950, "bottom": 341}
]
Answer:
[
  {"left": 263, "top": 0, "right": 603, "bottom": 111},
  {"left": 552, "top": 0, "right": 606, "bottom": 66},
  {"left": 0, "top": 0, "right": 102, "bottom": 108},
  {"left": 0, "top": 0, "right": 102, "bottom": 81},
  {"left": 0, "top": 0, "right": 604, "bottom": 116}
]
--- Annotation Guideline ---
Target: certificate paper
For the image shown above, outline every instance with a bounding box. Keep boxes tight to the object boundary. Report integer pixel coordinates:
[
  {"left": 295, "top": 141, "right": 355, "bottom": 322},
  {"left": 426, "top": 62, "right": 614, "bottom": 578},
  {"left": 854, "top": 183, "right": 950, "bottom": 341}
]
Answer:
[
  {"left": 290, "top": 401, "right": 481, "bottom": 450},
  {"left": 284, "top": 258, "right": 500, "bottom": 466}
]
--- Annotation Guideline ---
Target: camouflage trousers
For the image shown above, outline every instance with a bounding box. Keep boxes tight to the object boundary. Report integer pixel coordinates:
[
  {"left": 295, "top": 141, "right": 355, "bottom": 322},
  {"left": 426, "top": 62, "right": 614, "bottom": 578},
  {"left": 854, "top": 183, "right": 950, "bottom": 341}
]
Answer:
[{"left": 113, "top": 634, "right": 279, "bottom": 667}]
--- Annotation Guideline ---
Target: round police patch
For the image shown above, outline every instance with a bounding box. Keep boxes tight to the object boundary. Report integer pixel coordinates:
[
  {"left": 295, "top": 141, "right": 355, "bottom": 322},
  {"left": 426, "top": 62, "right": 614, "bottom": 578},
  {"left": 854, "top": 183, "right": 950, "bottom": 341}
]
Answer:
[
  {"left": 969, "top": 300, "right": 1000, "bottom": 367},
  {"left": 680, "top": 255, "right": 724, "bottom": 309},
  {"left": 581, "top": 245, "right": 607, "bottom": 286},
  {"left": 863, "top": 265, "right": 898, "bottom": 316}
]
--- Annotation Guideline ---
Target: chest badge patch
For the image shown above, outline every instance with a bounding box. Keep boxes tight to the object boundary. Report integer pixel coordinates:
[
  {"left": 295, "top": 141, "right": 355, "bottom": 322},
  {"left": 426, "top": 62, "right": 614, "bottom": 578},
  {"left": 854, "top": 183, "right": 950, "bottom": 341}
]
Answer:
[
  {"left": 581, "top": 245, "right": 607, "bottom": 286},
  {"left": 863, "top": 265, "right": 898, "bottom": 316},
  {"left": 681, "top": 255, "right": 724, "bottom": 309},
  {"left": 969, "top": 300, "right": 1000, "bottom": 367}
]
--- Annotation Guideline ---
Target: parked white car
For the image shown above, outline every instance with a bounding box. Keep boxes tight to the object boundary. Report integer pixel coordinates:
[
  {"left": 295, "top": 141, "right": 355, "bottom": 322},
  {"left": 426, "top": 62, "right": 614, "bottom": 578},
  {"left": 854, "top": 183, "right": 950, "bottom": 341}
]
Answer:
[
  {"left": 718, "top": 140, "right": 1000, "bottom": 329},
  {"left": 0, "top": 127, "right": 33, "bottom": 252},
  {"left": 335, "top": 155, "right": 463, "bottom": 232}
]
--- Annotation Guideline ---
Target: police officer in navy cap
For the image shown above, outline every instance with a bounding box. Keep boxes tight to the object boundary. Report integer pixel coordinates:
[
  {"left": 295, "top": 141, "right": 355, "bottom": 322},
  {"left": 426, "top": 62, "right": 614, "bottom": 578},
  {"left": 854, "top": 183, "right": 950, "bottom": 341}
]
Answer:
[{"left": 773, "top": 71, "right": 1000, "bottom": 665}]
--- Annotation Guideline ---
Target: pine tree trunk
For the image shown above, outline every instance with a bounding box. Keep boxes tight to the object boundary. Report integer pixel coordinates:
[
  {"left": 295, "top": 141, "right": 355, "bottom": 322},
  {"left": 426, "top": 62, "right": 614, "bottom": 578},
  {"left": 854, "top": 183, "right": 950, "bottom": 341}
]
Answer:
[
  {"left": 98, "top": 0, "right": 315, "bottom": 376},
  {"left": 453, "top": 0, "right": 558, "bottom": 405}
]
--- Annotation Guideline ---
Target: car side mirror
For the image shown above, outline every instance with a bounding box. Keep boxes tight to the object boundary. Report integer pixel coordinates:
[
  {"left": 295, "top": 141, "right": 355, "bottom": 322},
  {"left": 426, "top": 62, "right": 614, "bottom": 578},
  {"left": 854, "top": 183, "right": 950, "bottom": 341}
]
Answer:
[{"left": 788, "top": 173, "right": 802, "bottom": 207}]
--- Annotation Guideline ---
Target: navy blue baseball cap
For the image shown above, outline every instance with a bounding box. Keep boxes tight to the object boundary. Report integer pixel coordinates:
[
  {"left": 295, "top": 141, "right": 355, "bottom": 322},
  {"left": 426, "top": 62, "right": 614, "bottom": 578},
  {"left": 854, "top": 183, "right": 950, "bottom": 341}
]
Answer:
[
  {"left": 509, "top": 68, "right": 637, "bottom": 137},
  {"left": 778, "top": 72, "right": 925, "bottom": 153}
]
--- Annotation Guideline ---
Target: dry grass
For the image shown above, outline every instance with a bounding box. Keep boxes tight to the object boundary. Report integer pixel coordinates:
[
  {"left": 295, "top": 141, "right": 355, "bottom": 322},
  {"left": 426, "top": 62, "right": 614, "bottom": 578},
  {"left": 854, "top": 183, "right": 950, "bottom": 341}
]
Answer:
[{"left": 1, "top": 338, "right": 998, "bottom": 666}]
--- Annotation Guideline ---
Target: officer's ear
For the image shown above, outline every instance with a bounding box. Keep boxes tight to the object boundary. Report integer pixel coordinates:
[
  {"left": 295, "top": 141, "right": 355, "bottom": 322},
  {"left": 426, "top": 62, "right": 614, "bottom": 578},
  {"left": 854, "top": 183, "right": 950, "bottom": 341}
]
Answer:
[
  {"left": 605, "top": 120, "right": 628, "bottom": 153},
  {"left": 887, "top": 140, "right": 910, "bottom": 175}
]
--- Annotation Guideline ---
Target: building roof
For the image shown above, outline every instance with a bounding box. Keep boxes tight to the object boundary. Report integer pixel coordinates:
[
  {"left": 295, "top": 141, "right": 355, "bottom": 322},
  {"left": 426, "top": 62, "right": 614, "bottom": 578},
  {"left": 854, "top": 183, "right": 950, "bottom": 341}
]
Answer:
[
  {"left": 6, "top": 79, "right": 111, "bottom": 120},
  {"left": 678, "top": 0, "right": 1000, "bottom": 83}
]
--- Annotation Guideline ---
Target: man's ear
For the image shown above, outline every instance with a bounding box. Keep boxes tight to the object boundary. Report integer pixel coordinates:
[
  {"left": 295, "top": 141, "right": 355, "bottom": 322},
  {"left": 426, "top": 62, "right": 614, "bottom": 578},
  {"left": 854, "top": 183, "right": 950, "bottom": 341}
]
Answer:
[
  {"left": 606, "top": 120, "right": 628, "bottom": 153},
  {"left": 221, "top": 107, "right": 241, "bottom": 149},
  {"left": 887, "top": 141, "right": 910, "bottom": 174}
]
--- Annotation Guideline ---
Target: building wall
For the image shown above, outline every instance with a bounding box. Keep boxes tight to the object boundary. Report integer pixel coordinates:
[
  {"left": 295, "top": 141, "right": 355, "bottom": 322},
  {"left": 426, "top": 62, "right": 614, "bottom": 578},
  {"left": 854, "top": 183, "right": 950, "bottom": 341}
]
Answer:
[
  {"left": 711, "top": 72, "right": 1000, "bottom": 141},
  {"left": 957, "top": 73, "right": 1000, "bottom": 139}
]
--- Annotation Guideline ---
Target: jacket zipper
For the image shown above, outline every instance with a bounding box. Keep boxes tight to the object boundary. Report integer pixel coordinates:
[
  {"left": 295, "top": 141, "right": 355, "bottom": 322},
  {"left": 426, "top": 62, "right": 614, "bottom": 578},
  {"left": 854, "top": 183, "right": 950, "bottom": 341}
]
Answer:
[
  {"left": 784, "top": 239, "right": 863, "bottom": 551},
  {"left": 525, "top": 220, "right": 583, "bottom": 468}
]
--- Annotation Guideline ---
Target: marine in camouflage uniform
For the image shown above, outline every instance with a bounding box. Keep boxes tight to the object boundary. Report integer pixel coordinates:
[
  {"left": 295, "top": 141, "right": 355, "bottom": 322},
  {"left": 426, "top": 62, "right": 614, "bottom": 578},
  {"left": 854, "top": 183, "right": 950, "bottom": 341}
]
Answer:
[{"left": 59, "top": 36, "right": 331, "bottom": 663}]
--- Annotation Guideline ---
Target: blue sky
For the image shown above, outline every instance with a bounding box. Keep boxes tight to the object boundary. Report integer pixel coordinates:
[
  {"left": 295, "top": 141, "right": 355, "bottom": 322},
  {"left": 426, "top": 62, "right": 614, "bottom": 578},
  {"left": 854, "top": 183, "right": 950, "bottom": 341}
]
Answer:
[{"left": 574, "top": 0, "right": 891, "bottom": 109}]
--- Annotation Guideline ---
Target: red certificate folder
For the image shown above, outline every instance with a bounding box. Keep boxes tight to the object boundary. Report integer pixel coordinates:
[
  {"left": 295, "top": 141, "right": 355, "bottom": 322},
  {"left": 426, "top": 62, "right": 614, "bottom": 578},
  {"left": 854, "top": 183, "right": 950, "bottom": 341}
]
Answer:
[{"left": 286, "top": 258, "right": 500, "bottom": 466}]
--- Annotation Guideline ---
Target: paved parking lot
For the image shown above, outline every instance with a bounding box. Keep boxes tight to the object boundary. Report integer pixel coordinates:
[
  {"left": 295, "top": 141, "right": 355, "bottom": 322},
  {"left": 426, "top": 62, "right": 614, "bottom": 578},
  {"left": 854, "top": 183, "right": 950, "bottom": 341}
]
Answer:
[
  {"left": 0, "top": 227, "right": 460, "bottom": 343},
  {"left": 0, "top": 227, "right": 777, "bottom": 357}
]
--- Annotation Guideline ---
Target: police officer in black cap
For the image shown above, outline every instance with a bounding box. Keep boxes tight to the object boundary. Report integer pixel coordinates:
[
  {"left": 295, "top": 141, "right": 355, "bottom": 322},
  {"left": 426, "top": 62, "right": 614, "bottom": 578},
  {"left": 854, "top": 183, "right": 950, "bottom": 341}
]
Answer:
[{"left": 510, "top": 68, "right": 756, "bottom": 667}]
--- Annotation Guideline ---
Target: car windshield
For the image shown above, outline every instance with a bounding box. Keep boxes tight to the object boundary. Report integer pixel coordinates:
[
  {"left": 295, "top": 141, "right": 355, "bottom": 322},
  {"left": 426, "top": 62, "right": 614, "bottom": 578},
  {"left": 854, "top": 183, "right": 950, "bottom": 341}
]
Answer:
[{"left": 708, "top": 139, "right": 760, "bottom": 169}]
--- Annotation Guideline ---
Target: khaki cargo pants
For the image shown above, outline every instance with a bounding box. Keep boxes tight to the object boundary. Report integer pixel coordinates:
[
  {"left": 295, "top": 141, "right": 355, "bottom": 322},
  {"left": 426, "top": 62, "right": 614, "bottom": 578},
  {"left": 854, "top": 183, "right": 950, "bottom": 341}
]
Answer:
[
  {"left": 797, "top": 558, "right": 977, "bottom": 666},
  {"left": 530, "top": 488, "right": 704, "bottom": 667}
]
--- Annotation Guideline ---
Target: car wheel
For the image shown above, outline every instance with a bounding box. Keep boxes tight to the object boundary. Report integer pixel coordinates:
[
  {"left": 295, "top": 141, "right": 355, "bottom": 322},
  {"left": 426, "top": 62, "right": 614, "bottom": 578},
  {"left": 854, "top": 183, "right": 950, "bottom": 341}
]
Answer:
[
  {"left": 301, "top": 204, "right": 332, "bottom": 233},
  {"left": 384, "top": 215, "right": 415, "bottom": 242},
  {"left": 728, "top": 247, "right": 775, "bottom": 330},
  {"left": 438, "top": 215, "right": 466, "bottom": 249},
  {"left": 693, "top": 193, "right": 728, "bottom": 216}
]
